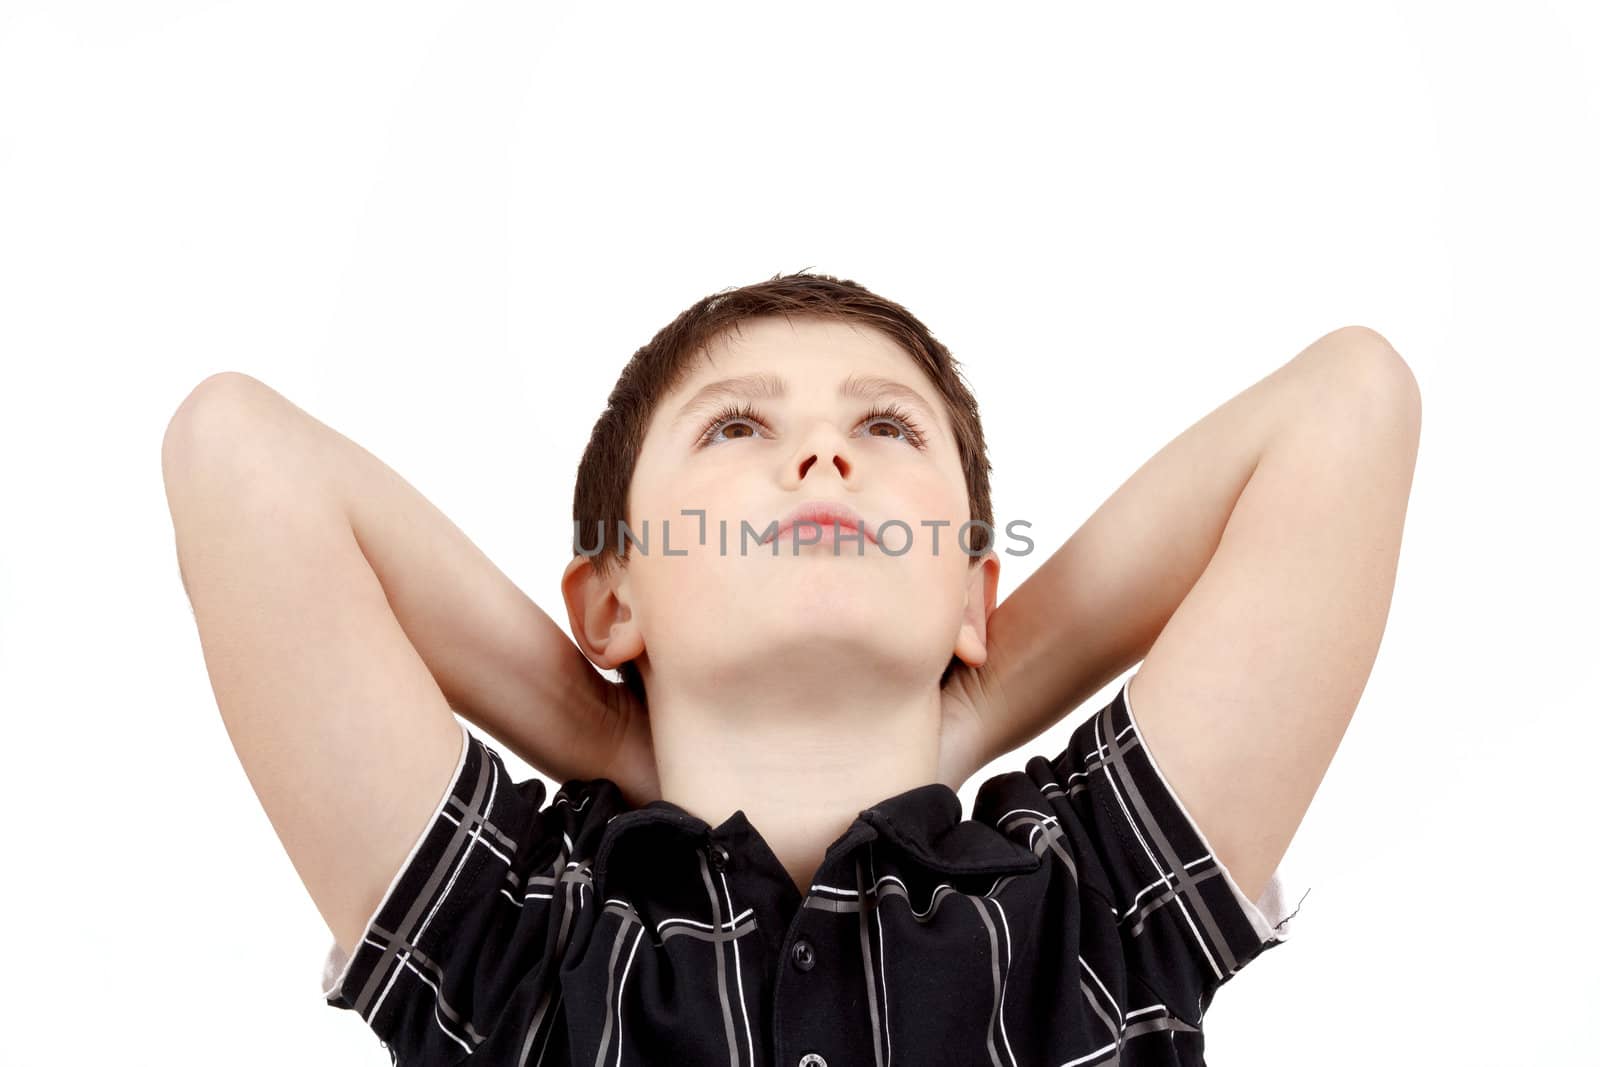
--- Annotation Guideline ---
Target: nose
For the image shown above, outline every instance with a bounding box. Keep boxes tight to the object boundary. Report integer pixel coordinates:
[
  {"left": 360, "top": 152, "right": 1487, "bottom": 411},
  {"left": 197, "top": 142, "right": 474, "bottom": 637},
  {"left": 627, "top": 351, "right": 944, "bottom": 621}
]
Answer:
[
  {"left": 797, "top": 448, "right": 849, "bottom": 481},
  {"left": 792, "top": 421, "right": 853, "bottom": 483}
]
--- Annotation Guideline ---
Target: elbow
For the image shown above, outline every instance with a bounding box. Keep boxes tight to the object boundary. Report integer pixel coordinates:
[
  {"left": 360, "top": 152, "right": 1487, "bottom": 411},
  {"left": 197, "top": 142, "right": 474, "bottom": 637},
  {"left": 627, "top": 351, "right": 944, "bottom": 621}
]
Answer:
[
  {"left": 1313, "top": 325, "right": 1423, "bottom": 433},
  {"left": 161, "top": 371, "right": 271, "bottom": 484}
]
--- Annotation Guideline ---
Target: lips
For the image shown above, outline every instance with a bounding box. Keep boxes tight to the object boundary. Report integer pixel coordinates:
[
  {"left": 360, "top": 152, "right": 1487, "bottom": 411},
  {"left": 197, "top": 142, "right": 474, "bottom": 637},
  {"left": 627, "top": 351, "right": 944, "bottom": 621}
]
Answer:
[{"left": 763, "top": 500, "right": 877, "bottom": 546}]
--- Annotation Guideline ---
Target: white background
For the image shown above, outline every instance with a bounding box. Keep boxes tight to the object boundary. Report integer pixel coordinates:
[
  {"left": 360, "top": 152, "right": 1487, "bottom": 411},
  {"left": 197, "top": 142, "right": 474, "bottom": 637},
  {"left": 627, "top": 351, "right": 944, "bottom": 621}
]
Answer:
[{"left": 3, "top": 1, "right": 1596, "bottom": 1063}]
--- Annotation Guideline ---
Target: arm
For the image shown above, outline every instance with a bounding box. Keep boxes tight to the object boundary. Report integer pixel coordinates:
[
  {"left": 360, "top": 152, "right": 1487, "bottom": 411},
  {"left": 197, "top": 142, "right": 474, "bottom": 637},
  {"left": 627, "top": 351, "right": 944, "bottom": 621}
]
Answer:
[
  {"left": 165, "top": 375, "right": 473, "bottom": 959},
  {"left": 178, "top": 373, "right": 659, "bottom": 805},
  {"left": 939, "top": 325, "right": 1417, "bottom": 788}
]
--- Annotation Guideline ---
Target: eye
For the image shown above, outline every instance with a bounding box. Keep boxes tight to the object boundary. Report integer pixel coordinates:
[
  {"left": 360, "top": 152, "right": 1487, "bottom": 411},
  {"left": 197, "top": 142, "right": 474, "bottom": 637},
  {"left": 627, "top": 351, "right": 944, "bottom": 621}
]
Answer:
[
  {"left": 696, "top": 401, "right": 768, "bottom": 447},
  {"left": 860, "top": 403, "right": 928, "bottom": 448},
  {"left": 695, "top": 402, "right": 929, "bottom": 450}
]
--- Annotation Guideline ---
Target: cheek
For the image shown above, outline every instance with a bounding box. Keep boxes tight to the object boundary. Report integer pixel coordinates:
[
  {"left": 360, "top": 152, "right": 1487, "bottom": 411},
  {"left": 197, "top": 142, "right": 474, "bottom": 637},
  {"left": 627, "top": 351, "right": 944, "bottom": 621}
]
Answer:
[
  {"left": 886, "top": 477, "right": 973, "bottom": 545},
  {"left": 649, "top": 466, "right": 748, "bottom": 521}
]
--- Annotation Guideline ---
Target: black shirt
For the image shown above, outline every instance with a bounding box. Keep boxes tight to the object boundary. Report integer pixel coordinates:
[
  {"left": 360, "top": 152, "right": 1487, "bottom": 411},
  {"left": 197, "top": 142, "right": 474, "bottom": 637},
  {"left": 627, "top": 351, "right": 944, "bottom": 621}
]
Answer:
[{"left": 322, "top": 676, "right": 1304, "bottom": 1066}]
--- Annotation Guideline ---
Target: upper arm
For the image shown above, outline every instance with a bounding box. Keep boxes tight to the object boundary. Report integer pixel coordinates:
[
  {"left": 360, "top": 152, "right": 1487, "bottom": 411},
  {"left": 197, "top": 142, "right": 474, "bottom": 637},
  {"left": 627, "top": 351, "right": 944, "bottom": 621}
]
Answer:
[
  {"left": 163, "top": 373, "right": 472, "bottom": 962},
  {"left": 1126, "top": 329, "right": 1421, "bottom": 902}
]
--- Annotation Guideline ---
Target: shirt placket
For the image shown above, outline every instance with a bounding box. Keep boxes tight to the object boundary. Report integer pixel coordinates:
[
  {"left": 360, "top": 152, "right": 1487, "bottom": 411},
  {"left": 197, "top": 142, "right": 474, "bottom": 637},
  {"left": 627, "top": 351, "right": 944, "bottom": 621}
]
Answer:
[{"left": 771, "top": 825, "right": 883, "bottom": 1067}]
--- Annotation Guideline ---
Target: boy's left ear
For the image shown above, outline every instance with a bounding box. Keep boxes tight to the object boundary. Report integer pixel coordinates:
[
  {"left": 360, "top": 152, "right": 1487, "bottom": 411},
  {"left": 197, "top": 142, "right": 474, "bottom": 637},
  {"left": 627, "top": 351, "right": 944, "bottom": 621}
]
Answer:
[{"left": 953, "top": 550, "right": 1001, "bottom": 667}]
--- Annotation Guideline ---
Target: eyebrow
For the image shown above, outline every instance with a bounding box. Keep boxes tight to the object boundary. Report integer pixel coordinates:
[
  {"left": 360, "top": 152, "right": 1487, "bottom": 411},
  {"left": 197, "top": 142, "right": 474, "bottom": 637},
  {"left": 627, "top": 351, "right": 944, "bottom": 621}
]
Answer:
[{"left": 672, "top": 372, "right": 941, "bottom": 433}]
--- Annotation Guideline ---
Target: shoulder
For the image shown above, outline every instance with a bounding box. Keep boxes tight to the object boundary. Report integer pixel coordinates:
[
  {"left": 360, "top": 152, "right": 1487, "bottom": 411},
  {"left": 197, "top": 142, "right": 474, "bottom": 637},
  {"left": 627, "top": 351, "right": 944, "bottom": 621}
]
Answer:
[{"left": 321, "top": 725, "right": 638, "bottom": 1060}]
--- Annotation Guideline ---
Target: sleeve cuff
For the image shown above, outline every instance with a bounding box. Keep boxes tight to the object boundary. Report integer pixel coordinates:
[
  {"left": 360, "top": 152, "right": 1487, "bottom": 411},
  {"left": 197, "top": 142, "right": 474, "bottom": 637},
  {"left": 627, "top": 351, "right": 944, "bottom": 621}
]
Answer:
[
  {"left": 1120, "top": 675, "right": 1306, "bottom": 948},
  {"left": 318, "top": 718, "right": 472, "bottom": 1002}
]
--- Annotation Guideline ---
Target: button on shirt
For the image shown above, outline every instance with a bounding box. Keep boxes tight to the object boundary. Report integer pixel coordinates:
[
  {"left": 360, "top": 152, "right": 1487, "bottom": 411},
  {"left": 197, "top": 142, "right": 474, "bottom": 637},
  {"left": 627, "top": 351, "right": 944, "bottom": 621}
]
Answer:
[{"left": 322, "top": 676, "right": 1305, "bottom": 1065}]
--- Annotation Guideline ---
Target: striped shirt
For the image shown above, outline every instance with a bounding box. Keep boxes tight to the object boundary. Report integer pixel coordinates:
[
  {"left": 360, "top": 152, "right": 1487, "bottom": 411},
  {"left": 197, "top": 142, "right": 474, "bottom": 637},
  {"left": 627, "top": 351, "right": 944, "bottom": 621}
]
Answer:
[{"left": 322, "top": 675, "right": 1305, "bottom": 1065}]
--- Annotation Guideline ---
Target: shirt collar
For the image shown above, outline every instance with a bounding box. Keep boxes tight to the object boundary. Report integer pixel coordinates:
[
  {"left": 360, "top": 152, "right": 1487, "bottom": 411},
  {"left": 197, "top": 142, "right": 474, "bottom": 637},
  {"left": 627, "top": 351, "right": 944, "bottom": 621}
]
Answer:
[{"left": 593, "top": 778, "right": 1041, "bottom": 885}]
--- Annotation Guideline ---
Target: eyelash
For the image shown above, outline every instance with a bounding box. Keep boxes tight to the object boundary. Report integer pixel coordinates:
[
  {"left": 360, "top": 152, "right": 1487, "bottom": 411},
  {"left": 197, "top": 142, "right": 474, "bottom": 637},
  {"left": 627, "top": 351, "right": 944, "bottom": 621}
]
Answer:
[{"left": 696, "top": 401, "right": 928, "bottom": 450}]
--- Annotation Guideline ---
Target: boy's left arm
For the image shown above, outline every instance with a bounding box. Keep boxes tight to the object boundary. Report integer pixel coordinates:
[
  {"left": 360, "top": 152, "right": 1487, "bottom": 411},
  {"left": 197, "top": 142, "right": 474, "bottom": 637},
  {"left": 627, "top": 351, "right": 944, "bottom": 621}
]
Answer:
[{"left": 939, "top": 325, "right": 1421, "bottom": 901}]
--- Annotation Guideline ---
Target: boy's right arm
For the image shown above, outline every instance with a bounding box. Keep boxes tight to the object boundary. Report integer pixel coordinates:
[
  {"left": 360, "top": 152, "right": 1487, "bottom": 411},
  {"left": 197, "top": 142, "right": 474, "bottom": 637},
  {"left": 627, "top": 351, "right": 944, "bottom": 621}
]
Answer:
[{"left": 161, "top": 373, "right": 654, "bottom": 955}]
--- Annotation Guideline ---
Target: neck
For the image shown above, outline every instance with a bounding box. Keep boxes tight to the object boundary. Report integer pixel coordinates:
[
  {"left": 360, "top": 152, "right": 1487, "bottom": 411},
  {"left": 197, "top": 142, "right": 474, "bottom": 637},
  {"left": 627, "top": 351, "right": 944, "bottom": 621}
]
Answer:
[{"left": 647, "top": 665, "right": 943, "bottom": 894}]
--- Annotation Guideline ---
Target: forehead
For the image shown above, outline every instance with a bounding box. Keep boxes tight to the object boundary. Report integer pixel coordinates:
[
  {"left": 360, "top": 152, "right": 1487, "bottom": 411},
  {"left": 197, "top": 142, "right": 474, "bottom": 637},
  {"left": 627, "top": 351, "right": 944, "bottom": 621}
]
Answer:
[{"left": 660, "top": 315, "right": 950, "bottom": 435}]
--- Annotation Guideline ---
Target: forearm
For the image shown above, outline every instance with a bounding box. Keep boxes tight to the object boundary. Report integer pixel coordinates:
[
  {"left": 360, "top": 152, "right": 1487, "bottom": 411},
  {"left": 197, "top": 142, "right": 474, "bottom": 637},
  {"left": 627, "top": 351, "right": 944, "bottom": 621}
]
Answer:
[
  {"left": 982, "top": 326, "right": 1396, "bottom": 755},
  {"left": 165, "top": 373, "right": 629, "bottom": 787}
]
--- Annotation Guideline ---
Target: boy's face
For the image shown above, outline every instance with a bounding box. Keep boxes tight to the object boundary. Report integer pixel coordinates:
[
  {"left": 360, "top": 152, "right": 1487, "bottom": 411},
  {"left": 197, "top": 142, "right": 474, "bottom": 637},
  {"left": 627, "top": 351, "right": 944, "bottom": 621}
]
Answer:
[{"left": 603, "top": 314, "right": 996, "bottom": 696}]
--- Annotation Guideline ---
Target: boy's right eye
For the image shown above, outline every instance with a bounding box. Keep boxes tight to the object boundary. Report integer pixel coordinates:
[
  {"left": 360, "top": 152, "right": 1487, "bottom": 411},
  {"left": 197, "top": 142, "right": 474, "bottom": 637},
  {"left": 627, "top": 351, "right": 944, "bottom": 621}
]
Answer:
[{"left": 697, "top": 402, "right": 768, "bottom": 447}]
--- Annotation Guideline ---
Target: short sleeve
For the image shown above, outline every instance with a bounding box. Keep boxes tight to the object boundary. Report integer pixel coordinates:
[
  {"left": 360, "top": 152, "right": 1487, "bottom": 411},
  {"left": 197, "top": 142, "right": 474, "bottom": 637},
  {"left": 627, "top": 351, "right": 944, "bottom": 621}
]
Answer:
[
  {"left": 1050, "top": 676, "right": 1307, "bottom": 1024},
  {"left": 319, "top": 720, "right": 565, "bottom": 1065}
]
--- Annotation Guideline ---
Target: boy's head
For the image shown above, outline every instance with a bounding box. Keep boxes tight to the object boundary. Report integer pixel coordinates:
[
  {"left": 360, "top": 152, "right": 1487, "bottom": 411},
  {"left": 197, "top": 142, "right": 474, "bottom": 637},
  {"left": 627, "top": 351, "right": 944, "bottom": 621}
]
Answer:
[{"left": 564, "top": 271, "right": 998, "bottom": 710}]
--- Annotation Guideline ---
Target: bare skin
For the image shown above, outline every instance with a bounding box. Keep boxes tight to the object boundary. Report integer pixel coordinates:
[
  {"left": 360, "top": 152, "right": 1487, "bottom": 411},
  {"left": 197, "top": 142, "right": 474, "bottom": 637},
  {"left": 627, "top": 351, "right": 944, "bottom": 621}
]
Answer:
[
  {"left": 561, "top": 316, "right": 996, "bottom": 893},
  {"left": 163, "top": 323, "right": 1418, "bottom": 955}
]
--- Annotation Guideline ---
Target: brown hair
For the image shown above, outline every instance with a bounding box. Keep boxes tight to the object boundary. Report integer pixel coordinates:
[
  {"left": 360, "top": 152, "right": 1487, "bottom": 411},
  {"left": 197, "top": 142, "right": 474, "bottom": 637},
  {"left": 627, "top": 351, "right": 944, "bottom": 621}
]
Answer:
[{"left": 572, "top": 270, "right": 994, "bottom": 705}]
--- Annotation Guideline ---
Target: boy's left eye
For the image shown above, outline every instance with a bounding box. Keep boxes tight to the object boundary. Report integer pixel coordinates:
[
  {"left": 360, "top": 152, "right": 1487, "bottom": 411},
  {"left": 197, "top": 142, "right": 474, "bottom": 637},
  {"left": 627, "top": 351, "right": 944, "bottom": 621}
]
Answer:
[{"left": 695, "top": 402, "right": 928, "bottom": 450}]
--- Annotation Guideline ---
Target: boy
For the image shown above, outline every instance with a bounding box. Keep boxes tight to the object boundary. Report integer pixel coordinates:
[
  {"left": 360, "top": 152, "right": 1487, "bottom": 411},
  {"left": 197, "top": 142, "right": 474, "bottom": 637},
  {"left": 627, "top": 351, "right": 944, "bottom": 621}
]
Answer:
[{"left": 161, "top": 272, "right": 1420, "bottom": 1065}]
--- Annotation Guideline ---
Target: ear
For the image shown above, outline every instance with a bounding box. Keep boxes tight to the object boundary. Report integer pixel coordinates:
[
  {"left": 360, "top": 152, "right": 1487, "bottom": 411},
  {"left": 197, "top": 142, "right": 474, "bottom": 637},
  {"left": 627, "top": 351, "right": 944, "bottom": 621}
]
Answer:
[
  {"left": 561, "top": 553, "right": 645, "bottom": 672},
  {"left": 952, "top": 549, "right": 1001, "bottom": 668}
]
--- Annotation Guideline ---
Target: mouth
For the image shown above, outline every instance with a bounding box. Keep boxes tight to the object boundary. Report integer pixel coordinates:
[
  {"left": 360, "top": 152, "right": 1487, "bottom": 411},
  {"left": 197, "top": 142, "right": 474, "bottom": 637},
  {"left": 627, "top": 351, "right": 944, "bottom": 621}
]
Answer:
[
  {"left": 761, "top": 502, "right": 877, "bottom": 546},
  {"left": 768, "top": 521, "right": 868, "bottom": 545}
]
